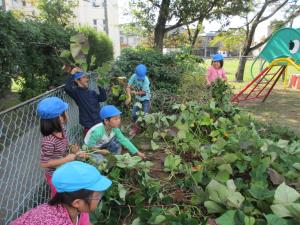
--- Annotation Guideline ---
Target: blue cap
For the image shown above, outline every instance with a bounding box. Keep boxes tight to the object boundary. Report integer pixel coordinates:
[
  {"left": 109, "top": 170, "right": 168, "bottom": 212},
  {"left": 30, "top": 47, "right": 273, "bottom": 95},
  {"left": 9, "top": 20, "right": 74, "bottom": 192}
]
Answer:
[
  {"left": 135, "top": 64, "right": 147, "bottom": 80},
  {"left": 212, "top": 54, "right": 223, "bottom": 61},
  {"left": 52, "top": 161, "right": 112, "bottom": 193},
  {"left": 73, "top": 72, "right": 86, "bottom": 80},
  {"left": 100, "top": 105, "right": 122, "bottom": 120},
  {"left": 37, "top": 97, "right": 68, "bottom": 119}
]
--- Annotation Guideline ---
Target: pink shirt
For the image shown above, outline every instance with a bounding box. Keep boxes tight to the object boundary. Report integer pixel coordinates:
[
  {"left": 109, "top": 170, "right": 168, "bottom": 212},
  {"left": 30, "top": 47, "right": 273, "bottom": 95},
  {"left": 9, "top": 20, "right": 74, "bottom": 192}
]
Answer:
[
  {"left": 10, "top": 204, "right": 89, "bottom": 225},
  {"left": 206, "top": 66, "right": 227, "bottom": 85}
]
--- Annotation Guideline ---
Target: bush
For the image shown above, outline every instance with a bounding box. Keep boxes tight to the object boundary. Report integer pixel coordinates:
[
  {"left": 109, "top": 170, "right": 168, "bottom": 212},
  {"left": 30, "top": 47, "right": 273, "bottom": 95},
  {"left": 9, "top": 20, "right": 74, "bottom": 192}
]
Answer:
[
  {"left": 16, "top": 20, "right": 73, "bottom": 100},
  {"left": 77, "top": 26, "right": 113, "bottom": 71},
  {"left": 111, "top": 47, "right": 204, "bottom": 93},
  {"left": 0, "top": 11, "right": 22, "bottom": 97}
]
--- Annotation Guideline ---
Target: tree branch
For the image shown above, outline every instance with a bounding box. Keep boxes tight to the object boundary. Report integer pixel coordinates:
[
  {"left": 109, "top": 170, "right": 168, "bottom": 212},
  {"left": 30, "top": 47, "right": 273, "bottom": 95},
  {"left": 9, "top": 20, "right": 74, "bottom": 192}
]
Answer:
[
  {"left": 165, "top": 17, "right": 200, "bottom": 32},
  {"left": 257, "top": 0, "right": 289, "bottom": 23},
  {"left": 249, "top": 35, "right": 271, "bottom": 52},
  {"left": 148, "top": 0, "right": 160, "bottom": 8}
]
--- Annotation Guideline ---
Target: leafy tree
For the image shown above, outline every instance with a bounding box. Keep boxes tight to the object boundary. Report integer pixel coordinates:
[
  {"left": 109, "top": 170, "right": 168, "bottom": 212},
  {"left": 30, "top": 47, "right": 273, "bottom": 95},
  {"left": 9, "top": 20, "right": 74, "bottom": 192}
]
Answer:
[
  {"left": 130, "top": 0, "right": 249, "bottom": 51},
  {"left": 235, "top": 0, "right": 300, "bottom": 81},
  {"left": 210, "top": 28, "right": 246, "bottom": 55},
  {"left": 37, "top": 0, "right": 78, "bottom": 27},
  {"left": 0, "top": 10, "right": 22, "bottom": 97}
]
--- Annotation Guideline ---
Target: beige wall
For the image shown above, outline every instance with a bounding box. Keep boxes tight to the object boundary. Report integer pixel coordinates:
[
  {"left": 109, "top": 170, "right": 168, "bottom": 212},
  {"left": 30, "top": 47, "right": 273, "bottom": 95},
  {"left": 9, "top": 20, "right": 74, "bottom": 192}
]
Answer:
[{"left": 106, "top": 0, "right": 120, "bottom": 57}]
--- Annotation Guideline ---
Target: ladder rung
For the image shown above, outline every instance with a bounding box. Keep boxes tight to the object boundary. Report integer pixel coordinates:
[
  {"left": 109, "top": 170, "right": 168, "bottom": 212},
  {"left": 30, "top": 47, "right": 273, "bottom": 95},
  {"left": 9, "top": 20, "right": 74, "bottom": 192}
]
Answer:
[{"left": 258, "top": 81, "right": 269, "bottom": 85}]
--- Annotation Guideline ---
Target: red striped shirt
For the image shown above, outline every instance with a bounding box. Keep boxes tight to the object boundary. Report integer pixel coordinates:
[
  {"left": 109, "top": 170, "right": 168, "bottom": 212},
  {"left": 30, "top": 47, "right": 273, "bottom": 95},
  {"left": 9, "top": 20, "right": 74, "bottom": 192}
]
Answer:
[{"left": 40, "top": 128, "right": 68, "bottom": 175}]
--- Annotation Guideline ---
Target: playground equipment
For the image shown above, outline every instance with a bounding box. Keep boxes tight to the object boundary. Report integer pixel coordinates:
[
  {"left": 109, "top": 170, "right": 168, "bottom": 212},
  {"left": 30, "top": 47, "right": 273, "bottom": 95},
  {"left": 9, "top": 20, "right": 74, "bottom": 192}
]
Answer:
[{"left": 232, "top": 28, "right": 300, "bottom": 103}]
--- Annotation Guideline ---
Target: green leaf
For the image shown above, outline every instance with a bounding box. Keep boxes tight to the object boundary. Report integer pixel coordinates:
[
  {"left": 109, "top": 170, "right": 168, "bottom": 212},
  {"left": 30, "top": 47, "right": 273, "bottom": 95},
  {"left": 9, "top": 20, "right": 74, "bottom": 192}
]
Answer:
[
  {"left": 131, "top": 218, "right": 141, "bottom": 225},
  {"left": 204, "top": 200, "right": 225, "bottom": 214},
  {"left": 177, "top": 130, "right": 187, "bottom": 139},
  {"left": 277, "top": 140, "right": 289, "bottom": 149},
  {"left": 153, "top": 215, "right": 166, "bottom": 224},
  {"left": 271, "top": 204, "right": 292, "bottom": 217},
  {"left": 265, "top": 214, "right": 288, "bottom": 225},
  {"left": 215, "top": 170, "right": 230, "bottom": 183},
  {"left": 249, "top": 183, "right": 274, "bottom": 200},
  {"left": 115, "top": 153, "right": 142, "bottom": 168},
  {"left": 286, "top": 203, "right": 300, "bottom": 219},
  {"left": 111, "top": 85, "right": 121, "bottom": 96},
  {"left": 226, "top": 179, "right": 236, "bottom": 192},
  {"left": 164, "top": 155, "right": 181, "bottom": 172},
  {"left": 206, "top": 179, "right": 229, "bottom": 204},
  {"left": 118, "top": 183, "right": 127, "bottom": 201},
  {"left": 292, "top": 163, "right": 300, "bottom": 171},
  {"left": 216, "top": 210, "right": 236, "bottom": 225},
  {"left": 151, "top": 140, "right": 160, "bottom": 151},
  {"left": 216, "top": 164, "right": 233, "bottom": 182},
  {"left": 273, "top": 183, "right": 300, "bottom": 204},
  {"left": 244, "top": 215, "right": 255, "bottom": 225},
  {"left": 227, "top": 191, "right": 245, "bottom": 208}
]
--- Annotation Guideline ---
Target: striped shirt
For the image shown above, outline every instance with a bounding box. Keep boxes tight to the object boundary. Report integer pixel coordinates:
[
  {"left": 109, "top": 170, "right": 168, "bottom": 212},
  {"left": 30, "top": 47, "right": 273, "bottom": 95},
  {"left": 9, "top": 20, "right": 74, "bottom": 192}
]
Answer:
[{"left": 40, "top": 128, "right": 68, "bottom": 176}]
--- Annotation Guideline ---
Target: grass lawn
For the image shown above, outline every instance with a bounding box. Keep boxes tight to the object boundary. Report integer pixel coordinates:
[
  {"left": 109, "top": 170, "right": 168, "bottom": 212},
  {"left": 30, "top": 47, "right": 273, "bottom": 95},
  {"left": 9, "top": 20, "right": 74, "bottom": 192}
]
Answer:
[{"left": 205, "top": 58, "right": 300, "bottom": 136}]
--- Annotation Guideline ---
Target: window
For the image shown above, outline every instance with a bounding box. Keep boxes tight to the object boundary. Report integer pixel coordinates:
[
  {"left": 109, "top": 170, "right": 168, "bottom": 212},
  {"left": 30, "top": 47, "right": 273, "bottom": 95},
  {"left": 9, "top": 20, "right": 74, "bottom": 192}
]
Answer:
[
  {"left": 93, "top": 19, "right": 97, "bottom": 26},
  {"left": 22, "top": 1, "right": 26, "bottom": 6}
]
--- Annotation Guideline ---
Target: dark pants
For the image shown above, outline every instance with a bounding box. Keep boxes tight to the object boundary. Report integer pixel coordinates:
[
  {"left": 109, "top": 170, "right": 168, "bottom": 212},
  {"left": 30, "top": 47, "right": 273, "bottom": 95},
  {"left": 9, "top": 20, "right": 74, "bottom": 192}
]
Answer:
[
  {"left": 132, "top": 100, "right": 150, "bottom": 122},
  {"left": 92, "top": 137, "right": 121, "bottom": 163}
]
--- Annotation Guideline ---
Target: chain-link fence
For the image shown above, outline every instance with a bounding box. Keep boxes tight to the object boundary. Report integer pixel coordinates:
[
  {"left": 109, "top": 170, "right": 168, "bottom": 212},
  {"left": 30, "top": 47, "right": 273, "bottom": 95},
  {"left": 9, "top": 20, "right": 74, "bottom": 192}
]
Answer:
[{"left": 0, "top": 75, "right": 98, "bottom": 225}]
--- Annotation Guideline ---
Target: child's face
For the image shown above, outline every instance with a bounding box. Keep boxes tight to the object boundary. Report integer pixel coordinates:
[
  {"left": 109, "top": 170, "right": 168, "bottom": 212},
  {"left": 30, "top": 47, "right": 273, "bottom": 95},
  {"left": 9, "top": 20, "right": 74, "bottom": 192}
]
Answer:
[
  {"left": 72, "top": 191, "right": 103, "bottom": 213},
  {"left": 75, "top": 75, "right": 89, "bottom": 88},
  {"left": 107, "top": 116, "right": 121, "bottom": 128},
  {"left": 212, "top": 61, "right": 221, "bottom": 69},
  {"left": 59, "top": 112, "right": 68, "bottom": 124}
]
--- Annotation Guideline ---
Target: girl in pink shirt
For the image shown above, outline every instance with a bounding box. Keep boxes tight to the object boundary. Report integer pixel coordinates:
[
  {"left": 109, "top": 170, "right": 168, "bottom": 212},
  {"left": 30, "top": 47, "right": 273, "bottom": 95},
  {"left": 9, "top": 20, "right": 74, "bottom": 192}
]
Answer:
[
  {"left": 10, "top": 161, "right": 112, "bottom": 225},
  {"left": 206, "top": 54, "right": 227, "bottom": 85}
]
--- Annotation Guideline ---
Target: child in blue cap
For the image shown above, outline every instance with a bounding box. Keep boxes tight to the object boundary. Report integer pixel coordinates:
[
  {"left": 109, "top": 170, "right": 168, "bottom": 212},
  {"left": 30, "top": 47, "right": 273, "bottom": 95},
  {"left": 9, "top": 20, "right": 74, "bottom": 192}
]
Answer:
[
  {"left": 206, "top": 53, "right": 227, "bottom": 85},
  {"left": 37, "top": 97, "right": 86, "bottom": 197},
  {"left": 10, "top": 161, "right": 112, "bottom": 225},
  {"left": 84, "top": 105, "right": 145, "bottom": 160},
  {"left": 64, "top": 68, "right": 107, "bottom": 137},
  {"left": 125, "top": 64, "right": 151, "bottom": 136}
]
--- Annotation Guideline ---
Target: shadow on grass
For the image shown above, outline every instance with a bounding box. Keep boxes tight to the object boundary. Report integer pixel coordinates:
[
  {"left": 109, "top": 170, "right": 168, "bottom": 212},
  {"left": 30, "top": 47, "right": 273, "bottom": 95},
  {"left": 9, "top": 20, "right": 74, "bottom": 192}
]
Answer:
[{"left": 230, "top": 81, "right": 300, "bottom": 136}]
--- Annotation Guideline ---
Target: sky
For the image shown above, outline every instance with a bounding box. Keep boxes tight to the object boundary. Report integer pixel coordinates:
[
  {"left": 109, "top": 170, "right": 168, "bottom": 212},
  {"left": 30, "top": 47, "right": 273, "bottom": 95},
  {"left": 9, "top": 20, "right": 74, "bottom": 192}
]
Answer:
[{"left": 118, "top": 0, "right": 300, "bottom": 42}]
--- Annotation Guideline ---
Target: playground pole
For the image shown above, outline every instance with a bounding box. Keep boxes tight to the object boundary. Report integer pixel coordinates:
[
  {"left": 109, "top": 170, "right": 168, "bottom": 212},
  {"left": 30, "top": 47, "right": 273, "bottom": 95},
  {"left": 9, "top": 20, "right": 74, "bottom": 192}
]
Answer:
[{"left": 283, "top": 66, "right": 289, "bottom": 89}]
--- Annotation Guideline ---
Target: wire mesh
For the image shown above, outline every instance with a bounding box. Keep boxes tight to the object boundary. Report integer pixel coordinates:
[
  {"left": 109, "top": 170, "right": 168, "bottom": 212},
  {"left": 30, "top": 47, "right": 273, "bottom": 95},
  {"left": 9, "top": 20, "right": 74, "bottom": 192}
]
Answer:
[{"left": 0, "top": 75, "right": 98, "bottom": 225}]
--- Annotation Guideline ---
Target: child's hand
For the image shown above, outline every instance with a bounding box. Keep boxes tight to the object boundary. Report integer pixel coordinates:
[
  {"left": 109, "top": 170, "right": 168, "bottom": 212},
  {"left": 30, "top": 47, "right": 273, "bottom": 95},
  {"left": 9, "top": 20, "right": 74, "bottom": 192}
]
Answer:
[
  {"left": 97, "top": 149, "right": 110, "bottom": 155},
  {"left": 136, "top": 151, "right": 146, "bottom": 160},
  {"left": 65, "top": 153, "right": 77, "bottom": 162},
  {"left": 69, "top": 144, "right": 80, "bottom": 154},
  {"left": 76, "top": 151, "right": 89, "bottom": 159},
  {"left": 70, "top": 67, "right": 81, "bottom": 75}
]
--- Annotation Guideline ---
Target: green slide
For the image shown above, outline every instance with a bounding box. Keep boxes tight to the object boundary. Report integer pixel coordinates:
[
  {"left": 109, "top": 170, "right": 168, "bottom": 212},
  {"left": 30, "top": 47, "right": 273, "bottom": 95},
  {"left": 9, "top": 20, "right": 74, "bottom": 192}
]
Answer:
[
  {"left": 251, "top": 28, "right": 300, "bottom": 78},
  {"left": 259, "top": 27, "right": 300, "bottom": 64}
]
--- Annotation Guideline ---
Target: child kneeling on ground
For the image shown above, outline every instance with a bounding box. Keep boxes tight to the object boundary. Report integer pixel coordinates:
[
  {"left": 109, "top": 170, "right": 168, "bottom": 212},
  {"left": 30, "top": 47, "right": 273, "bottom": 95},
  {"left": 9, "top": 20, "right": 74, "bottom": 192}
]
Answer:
[{"left": 84, "top": 105, "right": 146, "bottom": 161}]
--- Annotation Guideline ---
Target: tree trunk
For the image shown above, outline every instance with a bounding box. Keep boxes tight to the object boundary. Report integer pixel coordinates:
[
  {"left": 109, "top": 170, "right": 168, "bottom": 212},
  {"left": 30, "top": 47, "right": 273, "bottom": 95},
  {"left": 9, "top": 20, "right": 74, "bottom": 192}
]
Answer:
[
  {"left": 154, "top": 0, "right": 171, "bottom": 51},
  {"left": 235, "top": 54, "right": 248, "bottom": 82},
  {"left": 190, "top": 19, "right": 203, "bottom": 50}
]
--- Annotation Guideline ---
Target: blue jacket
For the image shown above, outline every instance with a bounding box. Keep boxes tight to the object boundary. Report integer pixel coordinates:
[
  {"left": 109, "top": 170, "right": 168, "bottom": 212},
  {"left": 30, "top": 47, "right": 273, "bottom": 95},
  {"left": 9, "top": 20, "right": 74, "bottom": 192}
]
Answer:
[{"left": 64, "top": 76, "right": 106, "bottom": 128}]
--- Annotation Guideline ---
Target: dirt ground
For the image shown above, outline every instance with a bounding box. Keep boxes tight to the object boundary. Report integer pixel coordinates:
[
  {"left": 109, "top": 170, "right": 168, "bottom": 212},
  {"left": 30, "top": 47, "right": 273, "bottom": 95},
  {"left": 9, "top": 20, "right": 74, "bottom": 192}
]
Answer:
[{"left": 231, "top": 82, "right": 300, "bottom": 136}]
